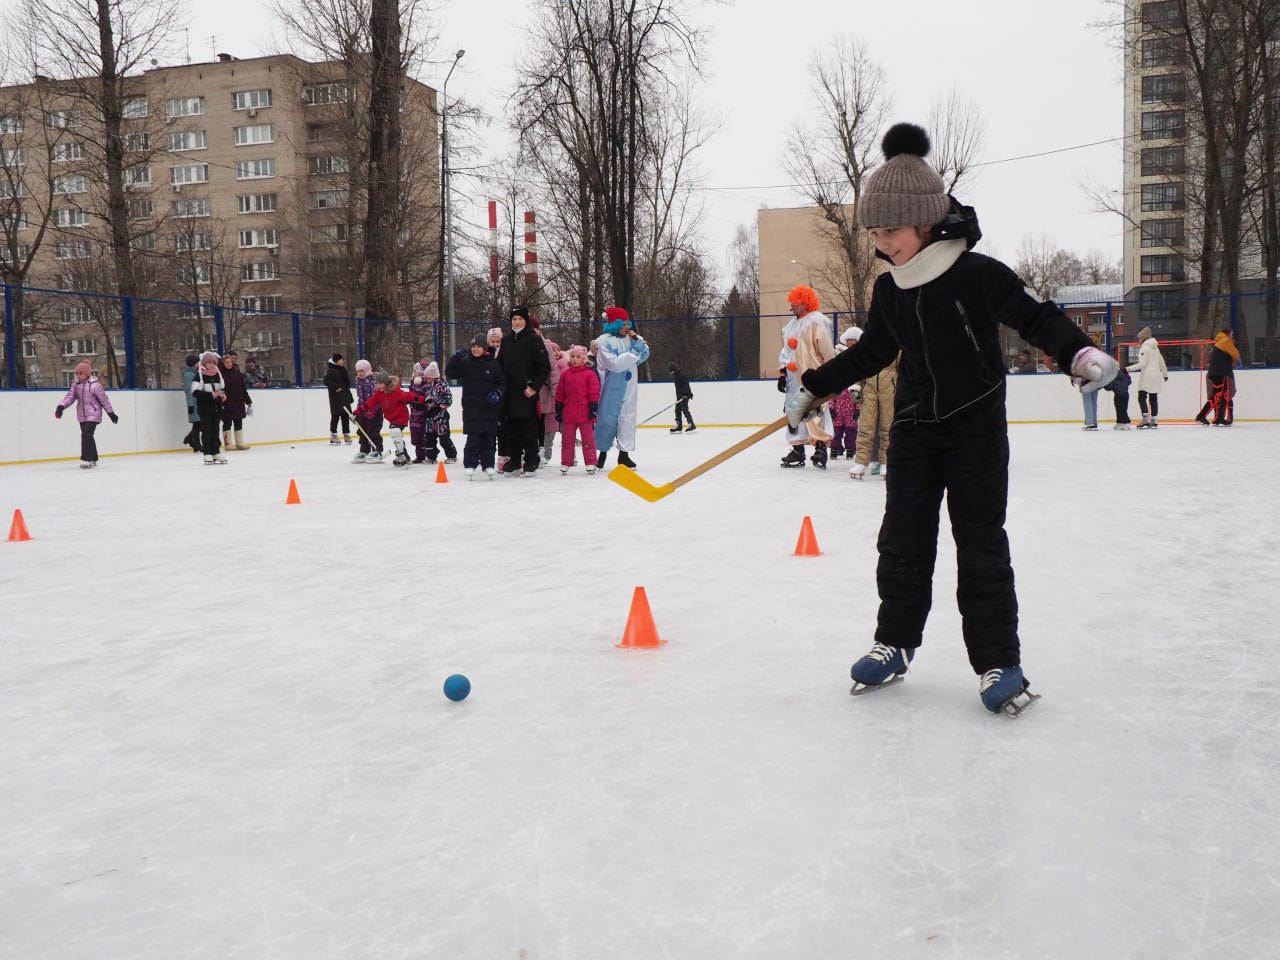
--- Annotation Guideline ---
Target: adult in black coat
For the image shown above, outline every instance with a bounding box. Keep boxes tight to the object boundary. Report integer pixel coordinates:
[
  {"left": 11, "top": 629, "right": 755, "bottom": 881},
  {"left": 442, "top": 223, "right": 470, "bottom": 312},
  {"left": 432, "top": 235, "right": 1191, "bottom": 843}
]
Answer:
[
  {"left": 497, "top": 306, "right": 551, "bottom": 473},
  {"left": 323, "top": 353, "right": 353, "bottom": 443},
  {"left": 445, "top": 337, "right": 505, "bottom": 473},
  {"left": 219, "top": 350, "right": 254, "bottom": 449}
]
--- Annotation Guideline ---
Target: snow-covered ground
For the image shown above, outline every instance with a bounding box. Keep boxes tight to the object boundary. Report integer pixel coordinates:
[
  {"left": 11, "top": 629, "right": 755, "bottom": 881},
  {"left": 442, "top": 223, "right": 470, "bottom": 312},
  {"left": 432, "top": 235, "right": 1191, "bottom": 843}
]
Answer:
[{"left": 3, "top": 423, "right": 1278, "bottom": 959}]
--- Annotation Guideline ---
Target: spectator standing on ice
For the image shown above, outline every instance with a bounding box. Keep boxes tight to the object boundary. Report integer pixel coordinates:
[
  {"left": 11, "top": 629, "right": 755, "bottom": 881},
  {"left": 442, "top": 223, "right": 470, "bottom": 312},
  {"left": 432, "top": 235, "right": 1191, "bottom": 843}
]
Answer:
[
  {"left": 555, "top": 344, "right": 601, "bottom": 474},
  {"left": 1196, "top": 327, "right": 1239, "bottom": 426},
  {"left": 446, "top": 335, "right": 505, "bottom": 479},
  {"left": 181, "top": 353, "right": 201, "bottom": 453},
  {"left": 594, "top": 306, "right": 650, "bottom": 470},
  {"left": 777, "top": 285, "right": 837, "bottom": 469},
  {"left": 55, "top": 360, "right": 117, "bottom": 468},
  {"left": 324, "top": 353, "right": 353, "bottom": 444},
  {"left": 830, "top": 326, "right": 862, "bottom": 459},
  {"left": 498, "top": 306, "right": 551, "bottom": 475},
  {"left": 191, "top": 351, "right": 228, "bottom": 464},
  {"left": 219, "top": 351, "right": 252, "bottom": 450},
  {"left": 788, "top": 122, "right": 1116, "bottom": 716},
  {"left": 850, "top": 352, "right": 898, "bottom": 479},
  {"left": 1128, "top": 326, "right": 1168, "bottom": 429},
  {"left": 529, "top": 318, "right": 562, "bottom": 463},
  {"left": 668, "top": 360, "right": 696, "bottom": 433}
]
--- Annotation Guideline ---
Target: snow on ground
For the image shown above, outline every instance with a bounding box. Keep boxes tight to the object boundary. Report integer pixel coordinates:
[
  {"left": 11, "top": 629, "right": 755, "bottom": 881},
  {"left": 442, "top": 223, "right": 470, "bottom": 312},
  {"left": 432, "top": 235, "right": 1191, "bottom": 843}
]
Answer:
[{"left": 3, "top": 423, "right": 1279, "bottom": 959}]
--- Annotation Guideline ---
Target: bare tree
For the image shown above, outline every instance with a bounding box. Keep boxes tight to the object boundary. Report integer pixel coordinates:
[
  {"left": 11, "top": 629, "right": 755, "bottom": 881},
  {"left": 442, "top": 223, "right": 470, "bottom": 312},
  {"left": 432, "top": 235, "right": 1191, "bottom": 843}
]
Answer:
[{"left": 928, "top": 88, "right": 987, "bottom": 194}]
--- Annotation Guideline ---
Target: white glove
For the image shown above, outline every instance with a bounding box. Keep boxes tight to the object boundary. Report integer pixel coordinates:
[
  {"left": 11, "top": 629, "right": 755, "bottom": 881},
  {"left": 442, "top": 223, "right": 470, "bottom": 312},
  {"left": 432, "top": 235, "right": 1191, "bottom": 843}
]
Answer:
[
  {"left": 1070, "top": 346, "right": 1118, "bottom": 393},
  {"left": 783, "top": 387, "right": 820, "bottom": 430}
]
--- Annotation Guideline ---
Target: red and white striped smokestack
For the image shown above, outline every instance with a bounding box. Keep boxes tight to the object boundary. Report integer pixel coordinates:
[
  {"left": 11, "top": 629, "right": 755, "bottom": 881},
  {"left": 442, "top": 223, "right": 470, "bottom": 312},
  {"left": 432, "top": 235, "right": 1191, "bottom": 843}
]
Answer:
[
  {"left": 523, "top": 210, "right": 538, "bottom": 292},
  {"left": 487, "top": 200, "right": 499, "bottom": 286}
]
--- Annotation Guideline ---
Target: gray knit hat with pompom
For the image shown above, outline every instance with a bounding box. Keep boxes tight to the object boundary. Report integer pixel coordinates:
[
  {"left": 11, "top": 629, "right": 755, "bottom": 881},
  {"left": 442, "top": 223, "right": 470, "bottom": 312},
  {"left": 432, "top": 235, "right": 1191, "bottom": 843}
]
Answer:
[{"left": 857, "top": 123, "right": 949, "bottom": 229}]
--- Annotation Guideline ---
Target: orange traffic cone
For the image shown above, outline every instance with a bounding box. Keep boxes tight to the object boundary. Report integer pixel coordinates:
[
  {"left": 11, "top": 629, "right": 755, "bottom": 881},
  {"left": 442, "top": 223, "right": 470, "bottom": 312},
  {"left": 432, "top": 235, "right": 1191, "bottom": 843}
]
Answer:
[
  {"left": 793, "top": 515, "right": 822, "bottom": 556},
  {"left": 6, "top": 509, "right": 32, "bottom": 542},
  {"left": 435, "top": 461, "right": 448, "bottom": 484},
  {"left": 616, "top": 586, "right": 666, "bottom": 648},
  {"left": 285, "top": 479, "right": 302, "bottom": 505}
]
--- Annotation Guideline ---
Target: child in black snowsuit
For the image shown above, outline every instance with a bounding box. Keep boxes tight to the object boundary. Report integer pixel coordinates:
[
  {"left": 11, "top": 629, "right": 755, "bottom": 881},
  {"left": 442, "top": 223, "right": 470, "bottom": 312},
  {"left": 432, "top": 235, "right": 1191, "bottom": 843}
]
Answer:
[
  {"left": 1104, "top": 363, "right": 1132, "bottom": 429},
  {"left": 791, "top": 124, "right": 1118, "bottom": 715},
  {"left": 445, "top": 336, "right": 504, "bottom": 479}
]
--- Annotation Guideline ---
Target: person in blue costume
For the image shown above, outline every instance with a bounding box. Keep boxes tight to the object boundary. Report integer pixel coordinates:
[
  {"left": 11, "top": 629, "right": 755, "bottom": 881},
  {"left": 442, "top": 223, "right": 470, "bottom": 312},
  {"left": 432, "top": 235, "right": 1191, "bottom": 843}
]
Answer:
[{"left": 594, "top": 305, "right": 650, "bottom": 470}]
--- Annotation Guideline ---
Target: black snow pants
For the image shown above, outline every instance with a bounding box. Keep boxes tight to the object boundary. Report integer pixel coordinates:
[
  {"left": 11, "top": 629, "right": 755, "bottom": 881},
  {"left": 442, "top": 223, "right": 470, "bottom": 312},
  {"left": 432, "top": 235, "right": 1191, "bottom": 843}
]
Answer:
[{"left": 873, "top": 401, "right": 1019, "bottom": 674}]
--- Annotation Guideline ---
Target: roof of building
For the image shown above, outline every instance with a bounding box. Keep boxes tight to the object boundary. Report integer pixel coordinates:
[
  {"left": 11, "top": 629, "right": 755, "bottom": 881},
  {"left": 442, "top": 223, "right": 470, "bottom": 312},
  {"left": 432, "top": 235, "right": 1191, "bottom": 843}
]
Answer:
[{"left": 1054, "top": 283, "right": 1124, "bottom": 306}]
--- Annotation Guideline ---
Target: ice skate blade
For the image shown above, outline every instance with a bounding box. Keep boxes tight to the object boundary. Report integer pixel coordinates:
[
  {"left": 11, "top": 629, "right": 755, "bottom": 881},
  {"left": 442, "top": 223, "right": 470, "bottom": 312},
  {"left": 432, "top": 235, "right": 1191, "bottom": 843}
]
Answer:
[
  {"left": 997, "top": 689, "right": 1042, "bottom": 719},
  {"left": 850, "top": 674, "right": 905, "bottom": 696}
]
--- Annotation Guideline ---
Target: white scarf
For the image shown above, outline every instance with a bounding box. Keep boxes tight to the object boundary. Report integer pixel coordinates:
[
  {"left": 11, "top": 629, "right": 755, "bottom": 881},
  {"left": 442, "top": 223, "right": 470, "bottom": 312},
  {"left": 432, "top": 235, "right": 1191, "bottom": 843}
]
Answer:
[{"left": 887, "top": 238, "right": 968, "bottom": 290}]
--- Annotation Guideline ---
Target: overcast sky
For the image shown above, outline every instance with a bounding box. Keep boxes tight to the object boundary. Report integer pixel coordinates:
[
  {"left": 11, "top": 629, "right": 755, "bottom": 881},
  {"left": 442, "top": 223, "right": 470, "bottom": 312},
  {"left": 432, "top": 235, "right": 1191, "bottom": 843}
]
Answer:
[{"left": 185, "top": 0, "right": 1125, "bottom": 280}]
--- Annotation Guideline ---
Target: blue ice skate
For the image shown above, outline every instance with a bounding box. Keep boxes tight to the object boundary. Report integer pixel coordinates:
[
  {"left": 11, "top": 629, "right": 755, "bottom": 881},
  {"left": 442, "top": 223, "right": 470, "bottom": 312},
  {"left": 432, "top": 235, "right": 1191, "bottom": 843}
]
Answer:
[
  {"left": 850, "top": 643, "right": 914, "bottom": 695},
  {"left": 979, "top": 667, "right": 1041, "bottom": 718}
]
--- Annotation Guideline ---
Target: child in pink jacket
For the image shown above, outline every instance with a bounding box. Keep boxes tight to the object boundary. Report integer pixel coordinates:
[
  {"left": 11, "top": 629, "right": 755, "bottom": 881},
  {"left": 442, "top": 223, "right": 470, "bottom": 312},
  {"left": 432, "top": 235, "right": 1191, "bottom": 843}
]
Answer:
[
  {"left": 553, "top": 345, "right": 601, "bottom": 474},
  {"left": 55, "top": 360, "right": 117, "bottom": 468}
]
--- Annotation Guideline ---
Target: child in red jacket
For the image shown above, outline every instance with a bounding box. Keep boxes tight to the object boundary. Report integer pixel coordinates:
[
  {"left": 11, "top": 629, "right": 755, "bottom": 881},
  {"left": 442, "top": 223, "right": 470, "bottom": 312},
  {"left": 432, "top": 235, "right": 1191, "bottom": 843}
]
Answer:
[
  {"left": 553, "top": 345, "right": 601, "bottom": 474},
  {"left": 355, "top": 373, "right": 422, "bottom": 467}
]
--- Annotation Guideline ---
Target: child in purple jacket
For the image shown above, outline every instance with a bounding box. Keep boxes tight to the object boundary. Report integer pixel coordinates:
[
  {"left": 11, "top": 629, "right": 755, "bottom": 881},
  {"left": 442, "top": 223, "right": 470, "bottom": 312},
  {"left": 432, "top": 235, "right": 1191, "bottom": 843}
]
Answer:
[{"left": 55, "top": 361, "right": 117, "bottom": 468}]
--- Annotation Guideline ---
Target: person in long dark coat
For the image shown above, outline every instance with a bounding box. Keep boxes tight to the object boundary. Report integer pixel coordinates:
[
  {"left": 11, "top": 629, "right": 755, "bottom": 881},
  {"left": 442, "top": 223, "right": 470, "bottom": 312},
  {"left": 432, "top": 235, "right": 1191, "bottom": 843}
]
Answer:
[
  {"left": 181, "top": 353, "right": 202, "bottom": 452},
  {"left": 497, "top": 306, "right": 551, "bottom": 475},
  {"left": 323, "top": 353, "right": 353, "bottom": 444},
  {"left": 445, "top": 336, "right": 505, "bottom": 478},
  {"left": 219, "top": 350, "right": 253, "bottom": 450}
]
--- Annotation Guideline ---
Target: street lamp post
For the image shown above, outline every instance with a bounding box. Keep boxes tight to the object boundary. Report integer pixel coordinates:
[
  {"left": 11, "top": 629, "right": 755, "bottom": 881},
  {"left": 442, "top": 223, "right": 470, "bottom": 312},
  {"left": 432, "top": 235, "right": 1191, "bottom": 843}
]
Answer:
[
  {"left": 790, "top": 259, "right": 813, "bottom": 286},
  {"left": 441, "top": 49, "right": 465, "bottom": 355}
]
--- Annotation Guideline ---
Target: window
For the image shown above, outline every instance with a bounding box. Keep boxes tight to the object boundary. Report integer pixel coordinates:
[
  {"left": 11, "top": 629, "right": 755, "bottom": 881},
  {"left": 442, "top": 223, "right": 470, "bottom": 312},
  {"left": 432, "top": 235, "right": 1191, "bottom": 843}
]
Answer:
[
  {"left": 1, "top": 211, "right": 30, "bottom": 231},
  {"left": 1140, "top": 254, "right": 1184, "bottom": 283},
  {"left": 238, "top": 228, "right": 278, "bottom": 248},
  {"left": 0, "top": 180, "right": 29, "bottom": 199},
  {"left": 175, "top": 232, "right": 212, "bottom": 252},
  {"left": 128, "top": 198, "right": 154, "bottom": 219},
  {"left": 313, "top": 325, "right": 345, "bottom": 345},
  {"left": 0, "top": 242, "right": 29, "bottom": 262},
  {"left": 233, "top": 124, "right": 274, "bottom": 146},
  {"left": 243, "top": 330, "right": 283, "bottom": 347},
  {"left": 172, "top": 198, "right": 212, "bottom": 218},
  {"left": 51, "top": 142, "right": 86, "bottom": 163},
  {"left": 1141, "top": 37, "right": 1183, "bottom": 67},
  {"left": 178, "top": 303, "right": 216, "bottom": 320},
  {"left": 1140, "top": 218, "right": 1185, "bottom": 248},
  {"left": 1141, "top": 182, "right": 1184, "bottom": 211},
  {"left": 1142, "top": 110, "right": 1185, "bottom": 141},
  {"left": 125, "top": 165, "right": 152, "bottom": 188},
  {"left": 62, "top": 337, "right": 97, "bottom": 356},
  {"left": 306, "top": 124, "right": 328, "bottom": 143},
  {"left": 168, "top": 131, "right": 207, "bottom": 152},
  {"left": 58, "top": 306, "right": 91, "bottom": 327},
  {"left": 302, "top": 82, "right": 349, "bottom": 105},
  {"left": 47, "top": 110, "right": 83, "bottom": 129},
  {"left": 1141, "top": 146, "right": 1185, "bottom": 175},
  {"left": 310, "top": 257, "right": 345, "bottom": 275},
  {"left": 54, "top": 208, "right": 90, "bottom": 228},
  {"left": 242, "top": 297, "right": 283, "bottom": 313},
  {"left": 0, "top": 116, "right": 23, "bottom": 134},
  {"left": 130, "top": 233, "right": 156, "bottom": 252},
  {"left": 241, "top": 261, "right": 280, "bottom": 282},
  {"left": 178, "top": 263, "right": 213, "bottom": 285},
  {"left": 1138, "top": 289, "right": 1184, "bottom": 321},
  {"left": 124, "top": 132, "right": 150, "bottom": 152},
  {"left": 232, "top": 89, "right": 272, "bottom": 111},
  {"left": 310, "top": 223, "right": 349, "bottom": 243},
  {"left": 1142, "top": 1, "right": 1181, "bottom": 29},
  {"left": 182, "top": 333, "right": 218, "bottom": 351},
  {"left": 170, "top": 163, "right": 210, "bottom": 185},
  {"left": 54, "top": 240, "right": 91, "bottom": 259},
  {"left": 235, "top": 158, "right": 276, "bottom": 180},
  {"left": 309, "top": 189, "right": 348, "bottom": 209},
  {"left": 23, "top": 339, "right": 38, "bottom": 358},
  {"left": 1142, "top": 74, "right": 1186, "bottom": 104},
  {"left": 122, "top": 97, "right": 148, "bottom": 119},
  {"left": 2, "top": 147, "right": 24, "bottom": 166},
  {"left": 307, "top": 155, "right": 349, "bottom": 176},
  {"left": 236, "top": 192, "right": 278, "bottom": 214},
  {"left": 165, "top": 96, "right": 205, "bottom": 118}
]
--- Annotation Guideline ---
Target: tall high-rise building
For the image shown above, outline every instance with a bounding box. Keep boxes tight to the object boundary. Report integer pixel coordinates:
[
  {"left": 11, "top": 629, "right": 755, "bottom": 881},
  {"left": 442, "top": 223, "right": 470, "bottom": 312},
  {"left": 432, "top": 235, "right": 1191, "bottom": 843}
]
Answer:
[{"left": 0, "top": 53, "right": 441, "bottom": 388}]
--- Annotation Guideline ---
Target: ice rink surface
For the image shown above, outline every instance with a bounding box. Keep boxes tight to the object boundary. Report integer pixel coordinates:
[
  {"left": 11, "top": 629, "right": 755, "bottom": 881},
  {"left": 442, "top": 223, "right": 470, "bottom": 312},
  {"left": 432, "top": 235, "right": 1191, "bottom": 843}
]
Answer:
[{"left": 3, "top": 423, "right": 1279, "bottom": 959}]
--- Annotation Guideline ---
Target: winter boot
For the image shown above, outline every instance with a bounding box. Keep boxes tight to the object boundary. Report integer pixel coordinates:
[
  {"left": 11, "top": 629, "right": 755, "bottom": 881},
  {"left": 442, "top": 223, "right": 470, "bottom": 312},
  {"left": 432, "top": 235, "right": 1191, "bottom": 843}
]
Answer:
[
  {"left": 618, "top": 451, "right": 636, "bottom": 469},
  {"left": 850, "top": 642, "right": 915, "bottom": 694},
  {"left": 223, "top": 430, "right": 233, "bottom": 450},
  {"left": 780, "top": 446, "right": 806, "bottom": 468},
  {"left": 979, "top": 666, "right": 1040, "bottom": 718},
  {"left": 233, "top": 430, "right": 250, "bottom": 450},
  {"left": 849, "top": 461, "right": 867, "bottom": 479},
  {"left": 811, "top": 441, "right": 828, "bottom": 469},
  {"left": 597, "top": 451, "right": 609, "bottom": 469}
]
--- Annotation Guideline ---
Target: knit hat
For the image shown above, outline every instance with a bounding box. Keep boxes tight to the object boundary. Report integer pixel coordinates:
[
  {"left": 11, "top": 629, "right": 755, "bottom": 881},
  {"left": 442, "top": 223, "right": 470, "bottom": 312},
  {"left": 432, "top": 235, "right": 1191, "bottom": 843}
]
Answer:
[
  {"left": 374, "top": 371, "right": 391, "bottom": 385},
  {"left": 185, "top": 353, "right": 199, "bottom": 367},
  {"left": 787, "top": 285, "right": 819, "bottom": 314},
  {"left": 839, "top": 326, "right": 863, "bottom": 344},
  {"left": 74, "top": 360, "right": 92, "bottom": 376},
  {"left": 471, "top": 335, "right": 488, "bottom": 348},
  {"left": 1137, "top": 326, "right": 1153, "bottom": 341},
  {"left": 199, "top": 350, "right": 220, "bottom": 365},
  {"left": 329, "top": 352, "right": 344, "bottom": 364},
  {"left": 424, "top": 361, "right": 440, "bottom": 378},
  {"left": 355, "top": 359, "right": 372, "bottom": 374},
  {"left": 603, "top": 306, "right": 629, "bottom": 324},
  {"left": 568, "top": 344, "right": 588, "bottom": 360},
  {"left": 486, "top": 327, "right": 503, "bottom": 343},
  {"left": 528, "top": 315, "right": 541, "bottom": 331},
  {"left": 510, "top": 305, "right": 530, "bottom": 322},
  {"left": 857, "top": 123, "right": 949, "bottom": 229},
  {"left": 667, "top": 360, "right": 678, "bottom": 372}
]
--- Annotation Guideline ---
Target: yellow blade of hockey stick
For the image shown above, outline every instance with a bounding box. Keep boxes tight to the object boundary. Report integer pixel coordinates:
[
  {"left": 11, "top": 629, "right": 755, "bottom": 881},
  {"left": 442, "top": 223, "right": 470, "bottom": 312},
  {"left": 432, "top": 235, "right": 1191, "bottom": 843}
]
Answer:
[{"left": 607, "top": 465, "right": 675, "bottom": 502}]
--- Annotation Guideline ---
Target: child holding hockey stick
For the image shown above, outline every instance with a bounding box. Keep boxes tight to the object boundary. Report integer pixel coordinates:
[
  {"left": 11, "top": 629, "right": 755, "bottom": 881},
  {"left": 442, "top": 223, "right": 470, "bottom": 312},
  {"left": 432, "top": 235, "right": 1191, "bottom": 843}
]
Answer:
[
  {"left": 55, "top": 360, "right": 117, "bottom": 468},
  {"left": 354, "top": 373, "right": 422, "bottom": 467},
  {"left": 351, "top": 359, "right": 385, "bottom": 463},
  {"left": 788, "top": 123, "right": 1117, "bottom": 716}
]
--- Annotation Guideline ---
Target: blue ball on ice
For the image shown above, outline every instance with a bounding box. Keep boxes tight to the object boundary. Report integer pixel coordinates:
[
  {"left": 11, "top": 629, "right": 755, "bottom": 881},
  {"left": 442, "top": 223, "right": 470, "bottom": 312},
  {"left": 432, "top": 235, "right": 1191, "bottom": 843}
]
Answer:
[{"left": 443, "top": 674, "right": 471, "bottom": 702}]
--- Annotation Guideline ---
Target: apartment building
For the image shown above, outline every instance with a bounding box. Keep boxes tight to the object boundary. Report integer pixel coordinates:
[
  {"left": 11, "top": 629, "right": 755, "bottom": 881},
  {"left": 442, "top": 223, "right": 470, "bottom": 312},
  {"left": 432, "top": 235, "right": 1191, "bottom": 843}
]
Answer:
[{"left": 0, "top": 53, "right": 440, "bottom": 389}]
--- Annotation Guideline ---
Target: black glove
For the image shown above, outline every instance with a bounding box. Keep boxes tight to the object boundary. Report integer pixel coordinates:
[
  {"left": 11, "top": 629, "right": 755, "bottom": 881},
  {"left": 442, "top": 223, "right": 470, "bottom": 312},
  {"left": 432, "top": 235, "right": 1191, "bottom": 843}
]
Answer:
[
  {"left": 554, "top": 402, "right": 564, "bottom": 423},
  {"left": 776, "top": 372, "right": 787, "bottom": 393},
  {"left": 587, "top": 400, "right": 598, "bottom": 420},
  {"left": 108, "top": 412, "right": 118, "bottom": 424},
  {"left": 55, "top": 405, "right": 64, "bottom": 418}
]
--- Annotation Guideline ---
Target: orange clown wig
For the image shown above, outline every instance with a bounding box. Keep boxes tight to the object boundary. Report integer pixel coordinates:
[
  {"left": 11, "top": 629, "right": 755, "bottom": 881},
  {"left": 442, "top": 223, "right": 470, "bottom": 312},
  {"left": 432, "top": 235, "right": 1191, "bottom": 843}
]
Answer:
[{"left": 786, "top": 284, "right": 820, "bottom": 314}]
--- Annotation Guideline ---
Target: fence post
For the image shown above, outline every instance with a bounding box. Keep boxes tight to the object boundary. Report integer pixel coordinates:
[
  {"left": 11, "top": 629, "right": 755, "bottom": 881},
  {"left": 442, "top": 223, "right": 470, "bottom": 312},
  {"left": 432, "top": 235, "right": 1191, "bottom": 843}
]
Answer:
[
  {"left": 4, "top": 284, "right": 15, "bottom": 389},
  {"left": 357, "top": 318, "right": 365, "bottom": 360},
  {"left": 213, "top": 305, "right": 226, "bottom": 355},
  {"left": 433, "top": 316, "right": 441, "bottom": 364},
  {"left": 291, "top": 313, "right": 303, "bottom": 387},
  {"left": 1229, "top": 291, "right": 1239, "bottom": 339},
  {"left": 831, "top": 311, "right": 839, "bottom": 344},
  {"left": 121, "top": 296, "right": 137, "bottom": 389},
  {"left": 727, "top": 315, "right": 737, "bottom": 380},
  {"left": 1104, "top": 302, "right": 1114, "bottom": 354}
]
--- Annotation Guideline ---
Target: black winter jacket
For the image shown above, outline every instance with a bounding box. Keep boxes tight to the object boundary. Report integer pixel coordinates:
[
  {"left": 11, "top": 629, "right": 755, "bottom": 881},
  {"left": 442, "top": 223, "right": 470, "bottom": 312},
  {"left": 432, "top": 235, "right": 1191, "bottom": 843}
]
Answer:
[
  {"left": 445, "top": 349, "right": 504, "bottom": 434},
  {"left": 497, "top": 326, "right": 551, "bottom": 420},
  {"left": 805, "top": 251, "right": 1094, "bottom": 424},
  {"left": 671, "top": 367, "right": 693, "bottom": 400},
  {"left": 323, "top": 361, "right": 352, "bottom": 406}
]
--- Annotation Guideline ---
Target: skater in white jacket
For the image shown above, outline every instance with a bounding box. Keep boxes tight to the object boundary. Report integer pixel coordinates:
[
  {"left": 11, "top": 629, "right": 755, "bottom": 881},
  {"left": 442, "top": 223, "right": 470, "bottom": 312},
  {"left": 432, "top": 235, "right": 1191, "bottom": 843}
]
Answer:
[{"left": 1127, "top": 326, "right": 1168, "bottom": 428}]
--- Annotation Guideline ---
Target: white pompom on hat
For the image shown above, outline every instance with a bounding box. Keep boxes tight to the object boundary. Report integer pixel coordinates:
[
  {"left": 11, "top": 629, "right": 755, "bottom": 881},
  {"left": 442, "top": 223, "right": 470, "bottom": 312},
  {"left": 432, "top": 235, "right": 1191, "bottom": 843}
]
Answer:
[{"left": 839, "top": 326, "right": 863, "bottom": 344}]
